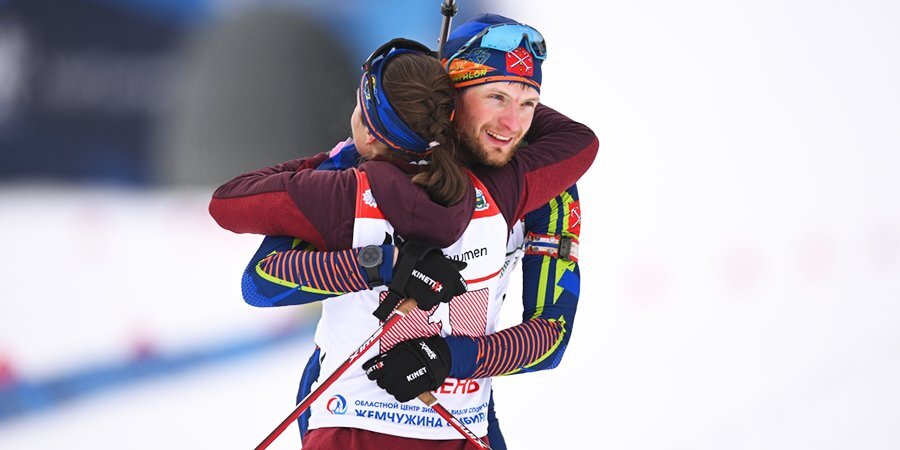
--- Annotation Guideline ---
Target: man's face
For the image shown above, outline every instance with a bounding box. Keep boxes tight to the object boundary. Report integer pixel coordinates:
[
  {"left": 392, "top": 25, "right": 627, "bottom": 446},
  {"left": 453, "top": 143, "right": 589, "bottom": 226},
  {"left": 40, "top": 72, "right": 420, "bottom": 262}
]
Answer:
[{"left": 454, "top": 82, "right": 540, "bottom": 167}]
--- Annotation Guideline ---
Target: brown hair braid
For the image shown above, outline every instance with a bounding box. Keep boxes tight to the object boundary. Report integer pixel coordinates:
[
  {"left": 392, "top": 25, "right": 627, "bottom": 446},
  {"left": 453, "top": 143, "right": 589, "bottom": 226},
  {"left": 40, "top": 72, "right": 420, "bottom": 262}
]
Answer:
[{"left": 381, "top": 53, "right": 468, "bottom": 206}]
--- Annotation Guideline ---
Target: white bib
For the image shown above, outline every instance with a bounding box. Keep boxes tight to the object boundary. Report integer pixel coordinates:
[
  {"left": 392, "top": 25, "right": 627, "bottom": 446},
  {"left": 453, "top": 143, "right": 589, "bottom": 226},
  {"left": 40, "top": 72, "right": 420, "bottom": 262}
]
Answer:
[{"left": 308, "top": 170, "right": 510, "bottom": 439}]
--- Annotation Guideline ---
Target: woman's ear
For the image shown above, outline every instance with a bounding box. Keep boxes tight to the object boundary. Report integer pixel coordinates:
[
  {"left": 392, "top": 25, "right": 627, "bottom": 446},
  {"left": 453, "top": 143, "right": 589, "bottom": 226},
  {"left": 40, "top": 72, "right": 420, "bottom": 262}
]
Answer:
[{"left": 365, "top": 130, "right": 378, "bottom": 146}]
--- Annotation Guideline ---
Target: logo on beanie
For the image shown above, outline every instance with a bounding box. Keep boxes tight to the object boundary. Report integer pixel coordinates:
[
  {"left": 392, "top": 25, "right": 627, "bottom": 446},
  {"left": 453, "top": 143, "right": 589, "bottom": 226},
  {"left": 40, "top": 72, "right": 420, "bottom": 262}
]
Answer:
[
  {"left": 463, "top": 48, "right": 492, "bottom": 65},
  {"left": 448, "top": 59, "right": 496, "bottom": 84},
  {"left": 506, "top": 47, "right": 534, "bottom": 76}
]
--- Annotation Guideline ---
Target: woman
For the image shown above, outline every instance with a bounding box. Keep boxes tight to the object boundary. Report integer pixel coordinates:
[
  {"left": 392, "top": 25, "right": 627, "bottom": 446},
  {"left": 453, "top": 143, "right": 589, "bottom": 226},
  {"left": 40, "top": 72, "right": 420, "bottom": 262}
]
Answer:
[{"left": 212, "top": 39, "right": 477, "bottom": 249}]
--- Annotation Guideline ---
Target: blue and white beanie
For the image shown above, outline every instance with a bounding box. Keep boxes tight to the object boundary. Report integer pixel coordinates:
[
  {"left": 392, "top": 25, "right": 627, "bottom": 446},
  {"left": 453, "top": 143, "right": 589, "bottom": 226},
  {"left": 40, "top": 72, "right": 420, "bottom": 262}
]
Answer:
[{"left": 442, "top": 14, "right": 546, "bottom": 92}]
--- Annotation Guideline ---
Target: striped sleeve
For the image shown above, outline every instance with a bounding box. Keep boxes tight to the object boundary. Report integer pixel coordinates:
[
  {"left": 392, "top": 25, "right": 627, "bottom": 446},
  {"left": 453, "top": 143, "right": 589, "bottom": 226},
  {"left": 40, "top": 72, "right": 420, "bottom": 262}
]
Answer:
[
  {"left": 259, "top": 246, "right": 369, "bottom": 293},
  {"left": 241, "top": 236, "right": 394, "bottom": 307},
  {"left": 446, "top": 184, "right": 581, "bottom": 379},
  {"left": 470, "top": 318, "right": 565, "bottom": 378}
]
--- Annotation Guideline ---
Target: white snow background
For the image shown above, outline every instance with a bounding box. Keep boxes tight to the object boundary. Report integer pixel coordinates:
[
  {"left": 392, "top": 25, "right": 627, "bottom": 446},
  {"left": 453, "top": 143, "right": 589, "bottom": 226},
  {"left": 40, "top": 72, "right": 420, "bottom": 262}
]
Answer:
[{"left": 2, "top": 0, "right": 899, "bottom": 449}]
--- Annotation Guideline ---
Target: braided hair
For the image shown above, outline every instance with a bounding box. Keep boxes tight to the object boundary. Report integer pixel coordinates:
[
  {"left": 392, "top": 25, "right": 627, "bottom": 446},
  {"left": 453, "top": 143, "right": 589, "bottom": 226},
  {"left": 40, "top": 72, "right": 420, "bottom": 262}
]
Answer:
[{"left": 381, "top": 52, "right": 468, "bottom": 206}]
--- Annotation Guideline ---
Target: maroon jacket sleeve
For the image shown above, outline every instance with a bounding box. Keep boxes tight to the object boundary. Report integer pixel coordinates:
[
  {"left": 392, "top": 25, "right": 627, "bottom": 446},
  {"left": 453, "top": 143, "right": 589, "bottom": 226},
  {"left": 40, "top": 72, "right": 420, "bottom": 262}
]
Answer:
[
  {"left": 472, "top": 104, "right": 598, "bottom": 228},
  {"left": 209, "top": 153, "right": 477, "bottom": 250},
  {"left": 208, "top": 151, "right": 357, "bottom": 250}
]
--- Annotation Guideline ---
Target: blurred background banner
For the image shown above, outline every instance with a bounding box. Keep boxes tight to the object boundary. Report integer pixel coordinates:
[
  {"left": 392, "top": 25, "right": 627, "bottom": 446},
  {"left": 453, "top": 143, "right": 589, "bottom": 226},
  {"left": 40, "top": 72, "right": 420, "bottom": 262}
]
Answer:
[
  {"left": 0, "top": 0, "right": 185, "bottom": 184},
  {"left": 2, "top": 0, "right": 900, "bottom": 449},
  {"left": 0, "top": 0, "right": 488, "bottom": 186}
]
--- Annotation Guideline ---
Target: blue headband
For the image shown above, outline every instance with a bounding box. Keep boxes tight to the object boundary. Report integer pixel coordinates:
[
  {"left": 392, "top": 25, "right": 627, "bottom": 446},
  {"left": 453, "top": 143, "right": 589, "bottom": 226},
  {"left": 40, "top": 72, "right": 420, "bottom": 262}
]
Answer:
[{"left": 359, "top": 45, "right": 434, "bottom": 157}]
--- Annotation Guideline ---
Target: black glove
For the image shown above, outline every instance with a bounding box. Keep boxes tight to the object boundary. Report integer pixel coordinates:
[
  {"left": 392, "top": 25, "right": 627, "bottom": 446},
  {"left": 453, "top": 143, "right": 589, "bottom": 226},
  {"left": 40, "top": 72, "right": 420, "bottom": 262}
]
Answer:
[
  {"left": 374, "top": 240, "right": 467, "bottom": 320},
  {"left": 362, "top": 336, "right": 451, "bottom": 403},
  {"left": 395, "top": 240, "right": 467, "bottom": 311}
]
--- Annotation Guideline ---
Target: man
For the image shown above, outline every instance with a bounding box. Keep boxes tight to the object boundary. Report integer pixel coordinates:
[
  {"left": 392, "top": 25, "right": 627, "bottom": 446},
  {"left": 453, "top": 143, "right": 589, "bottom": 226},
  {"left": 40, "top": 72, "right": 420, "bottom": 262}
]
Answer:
[{"left": 218, "top": 14, "right": 594, "bottom": 449}]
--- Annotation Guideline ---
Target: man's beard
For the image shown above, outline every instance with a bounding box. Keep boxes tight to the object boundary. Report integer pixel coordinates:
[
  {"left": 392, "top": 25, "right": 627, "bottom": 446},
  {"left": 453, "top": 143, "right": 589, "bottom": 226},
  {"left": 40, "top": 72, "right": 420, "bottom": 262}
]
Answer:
[{"left": 458, "top": 129, "right": 523, "bottom": 168}]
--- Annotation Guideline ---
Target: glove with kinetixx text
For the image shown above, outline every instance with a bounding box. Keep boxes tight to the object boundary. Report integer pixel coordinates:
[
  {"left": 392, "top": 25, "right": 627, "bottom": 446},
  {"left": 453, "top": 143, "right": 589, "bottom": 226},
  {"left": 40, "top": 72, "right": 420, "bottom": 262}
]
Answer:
[
  {"left": 362, "top": 336, "right": 451, "bottom": 403},
  {"left": 373, "top": 239, "right": 467, "bottom": 321}
]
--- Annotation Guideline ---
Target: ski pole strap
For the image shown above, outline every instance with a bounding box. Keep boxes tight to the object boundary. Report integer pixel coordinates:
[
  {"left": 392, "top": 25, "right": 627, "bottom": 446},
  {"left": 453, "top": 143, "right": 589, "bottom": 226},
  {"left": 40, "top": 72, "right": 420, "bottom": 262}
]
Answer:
[
  {"left": 373, "top": 290, "right": 404, "bottom": 321},
  {"left": 372, "top": 240, "right": 435, "bottom": 321},
  {"left": 524, "top": 232, "right": 579, "bottom": 263}
]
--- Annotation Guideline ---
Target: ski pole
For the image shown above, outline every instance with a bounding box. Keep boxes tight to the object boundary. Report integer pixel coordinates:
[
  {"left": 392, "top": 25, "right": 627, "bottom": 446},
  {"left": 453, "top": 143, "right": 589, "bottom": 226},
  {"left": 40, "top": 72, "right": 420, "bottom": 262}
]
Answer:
[
  {"left": 418, "top": 391, "right": 492, "bottom": 449},
  {"left": 254, "top": 299, "right": 417, "bottom": 450},
  {"left": 254, "top": 298, "right": 490, "bottom": 449},
  {"left": 436, "top": 0, "right": 458, "bottom": 59}
]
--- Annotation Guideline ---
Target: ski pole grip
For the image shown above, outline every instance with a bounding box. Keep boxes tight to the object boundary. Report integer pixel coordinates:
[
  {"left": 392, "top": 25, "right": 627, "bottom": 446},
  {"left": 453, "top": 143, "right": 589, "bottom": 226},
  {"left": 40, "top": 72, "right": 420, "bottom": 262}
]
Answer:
[
  {"left": 374, "top": 296, "right": 418, "bottom": 321},
  {"left": 396, "top": 298, "right": 418, "bottom": 314},
  {"left": 441, "top": 0, "right": 458, "bottom": 17},
  {"left": 418, "top": 391, "right": 438, "bottom": 407}
]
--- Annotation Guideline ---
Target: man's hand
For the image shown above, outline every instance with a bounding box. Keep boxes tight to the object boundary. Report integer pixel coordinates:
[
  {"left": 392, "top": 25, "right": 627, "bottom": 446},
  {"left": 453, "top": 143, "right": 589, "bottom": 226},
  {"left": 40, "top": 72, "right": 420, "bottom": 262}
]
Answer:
[{"left": 362, "top": 336, "right": 451, "bottom": 403}]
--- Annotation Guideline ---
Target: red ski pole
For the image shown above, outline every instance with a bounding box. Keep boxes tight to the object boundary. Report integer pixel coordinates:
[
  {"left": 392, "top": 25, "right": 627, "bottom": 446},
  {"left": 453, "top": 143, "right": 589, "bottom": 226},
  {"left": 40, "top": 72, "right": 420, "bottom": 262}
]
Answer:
[
  {"left": 254, "top": 299, "right": 417, "bottom": 450},
  {"left": 254, "top": 298, "right": 490, "bottom": 449},
  {"left": 418, "top": 391, "right": 492, "bottom": 449}
]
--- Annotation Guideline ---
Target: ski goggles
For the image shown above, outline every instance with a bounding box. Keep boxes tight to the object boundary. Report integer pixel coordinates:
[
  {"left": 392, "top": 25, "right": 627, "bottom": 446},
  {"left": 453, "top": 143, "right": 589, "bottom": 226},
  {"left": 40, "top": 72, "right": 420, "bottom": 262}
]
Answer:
[
  {"left": 445, "top": 23, "right": 547, "bottom": 64},
  {"left": 359, "top": 38, "right": 436, "bottom": 154}
]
